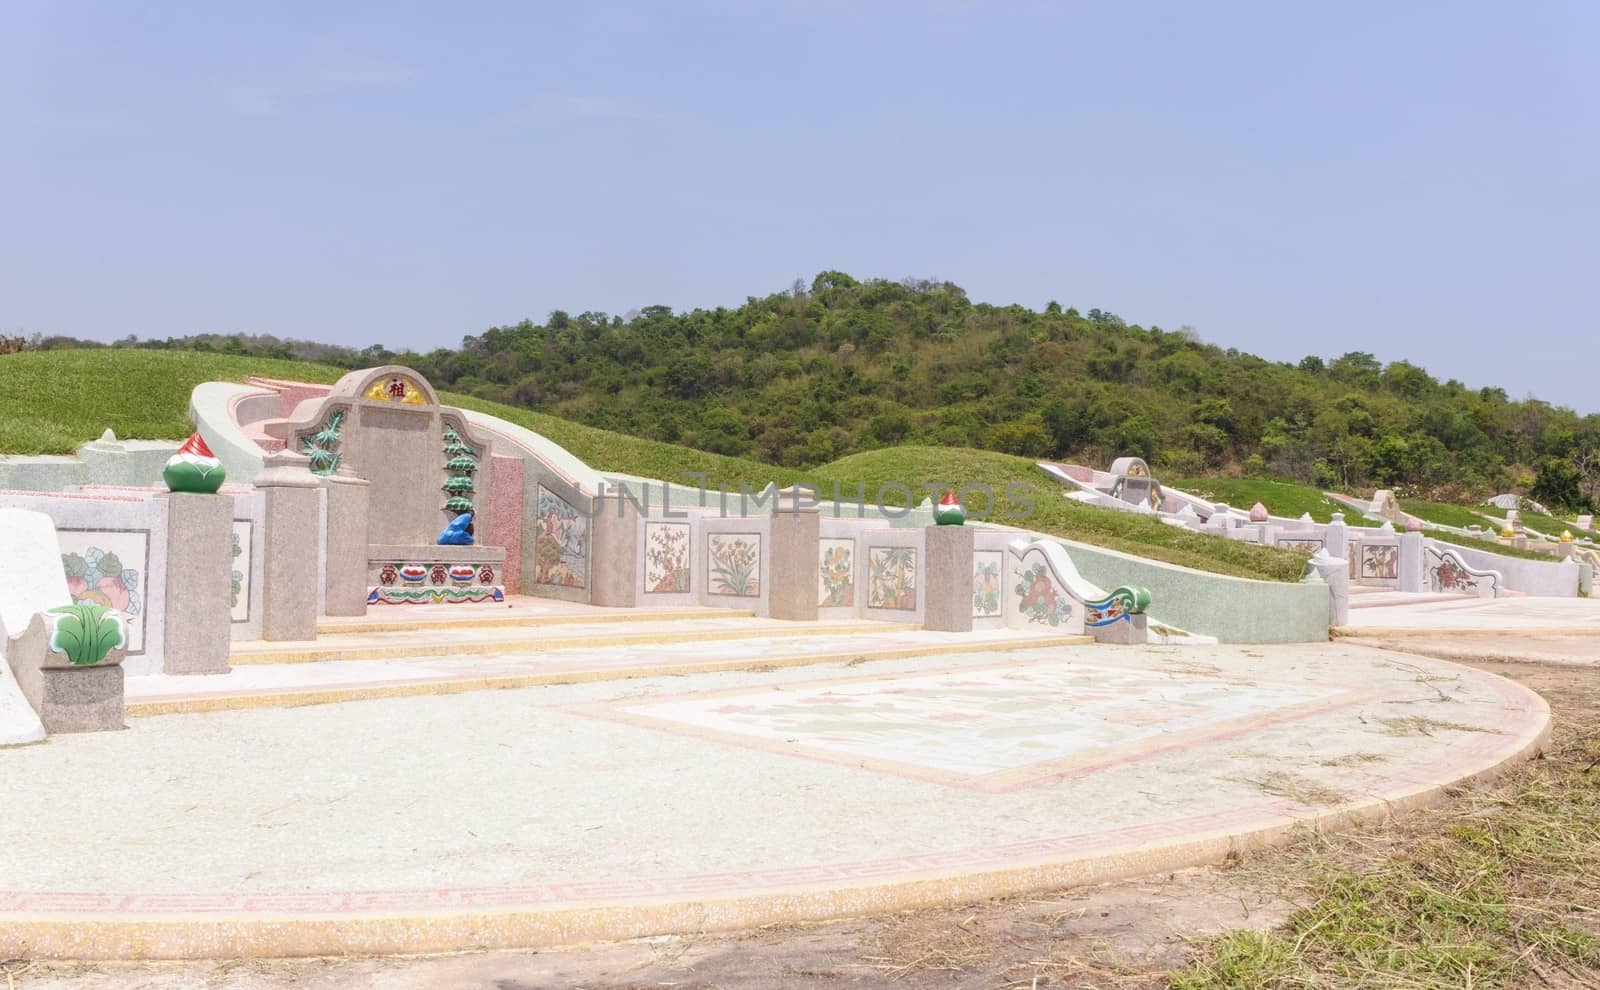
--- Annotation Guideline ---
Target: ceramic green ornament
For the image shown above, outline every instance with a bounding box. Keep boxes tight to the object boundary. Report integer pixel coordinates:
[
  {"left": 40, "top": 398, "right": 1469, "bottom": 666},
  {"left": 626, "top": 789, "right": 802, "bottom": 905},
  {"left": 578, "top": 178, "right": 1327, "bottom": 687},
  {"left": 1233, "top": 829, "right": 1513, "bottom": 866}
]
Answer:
[
  {"left": 934, "top": 490, "right": 966, "bottom": 525},
  {"left": 163, "top": 432, "right": 226, "bottom": 493}
]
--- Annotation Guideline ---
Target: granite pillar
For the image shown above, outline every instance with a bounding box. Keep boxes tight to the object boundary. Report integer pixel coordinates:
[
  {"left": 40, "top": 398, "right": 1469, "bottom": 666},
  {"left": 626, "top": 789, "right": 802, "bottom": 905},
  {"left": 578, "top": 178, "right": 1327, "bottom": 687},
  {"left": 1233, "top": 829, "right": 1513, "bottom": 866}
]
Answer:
[
  {"left": 257, "top": 453, "right": 322, "bottom": 641},
  {"left": 1307, "top": 551, "right": 1350, "bottom": 627},
  {"left": 923, "top": 525, "right": 974, "bottom": 632},
  {"left": 486, "top": 455, "right": 525, "bottom": 595},
  {"left": 323, "top": 471, "right": 371, "bottom": 617},
  {"left": 160, "top": 491, "right": 234, "bottom": 674},
  {"left": 1397, "top": 531, "right": 1425, "bottom": 593},
  {"left": 590, "top": 487, "right": 641, "bottom": 608},
  {"left": 769, "top": 486, "right": 820, "bottom": 621}
]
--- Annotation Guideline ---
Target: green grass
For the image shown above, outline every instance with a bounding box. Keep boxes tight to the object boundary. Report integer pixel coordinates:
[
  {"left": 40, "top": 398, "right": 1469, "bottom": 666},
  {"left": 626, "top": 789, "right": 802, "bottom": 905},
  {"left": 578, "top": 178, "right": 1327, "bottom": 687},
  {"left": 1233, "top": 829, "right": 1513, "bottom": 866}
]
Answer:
[
  {"left": 1436, "top": 533, "right": 1571, "bottom": 564},
  {"left": 1402, "top": 498, "right": 1600, "bottom": 542},
  {"left": 814, "top": 448, "right": 1309, "bottom": 581},
  {"left": 1400, "top": 497, "right": 1498, "bottom": 531},
  {"left": 444, "top": 393, "right": 780, "bottom": 491},
  {"left": 0, "top": 350, "right": 1309, "bottom": 582},
  {"left": 1518, "top": 509, "right": 1600, "bottom": 540},
  {"left": 1397, "top": 498, "right": 1576, "bottom": 563},
  {"left": 0, "top": 350, "right": 347, "bottom": 454},
  {"left": 1170, "top": 477, "right": 1382, "bottom": 527}
]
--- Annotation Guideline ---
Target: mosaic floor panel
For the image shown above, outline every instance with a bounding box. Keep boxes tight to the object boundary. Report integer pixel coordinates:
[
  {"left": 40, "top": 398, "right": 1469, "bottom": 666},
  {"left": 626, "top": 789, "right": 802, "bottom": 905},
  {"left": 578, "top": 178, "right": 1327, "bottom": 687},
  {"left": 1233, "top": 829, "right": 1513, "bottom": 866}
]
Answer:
[{"left": 574, "top": 659, "right": 1382, "bottom": 792}]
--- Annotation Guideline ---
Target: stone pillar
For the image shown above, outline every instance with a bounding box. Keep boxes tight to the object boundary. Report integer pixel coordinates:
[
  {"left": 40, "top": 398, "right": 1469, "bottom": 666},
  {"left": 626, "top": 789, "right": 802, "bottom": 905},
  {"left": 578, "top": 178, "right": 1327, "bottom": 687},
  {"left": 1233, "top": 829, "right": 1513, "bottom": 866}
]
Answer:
[
  {"left": 486, "top": 455, "right": 525, "bottom": 594},
  {"left": 257, "top": 453, "right": 322, "bottom": 641},
  {"left": 323, "top": 470, "right": 371, "bottom": 617},
  {"left": 768, "top": 486, "right": 820, "bottom": 622},
  {"left": 1397, "top": 532, "right": 1425, "bottom": 593},
  {"left": 1308, "top": 551, "right": 1351, "bottom": 627},
  {"left": 1325, "top": 518, "right": 1348, "bottom": 567},
  {"left": 590, "top": 487, "right": 641, "bottom": 608},
  {"left": 160, "top": 491, "right": 234, "bottom": 674},
  {"left": 923, "top": 525, "right": 974, "bottom": 632}
]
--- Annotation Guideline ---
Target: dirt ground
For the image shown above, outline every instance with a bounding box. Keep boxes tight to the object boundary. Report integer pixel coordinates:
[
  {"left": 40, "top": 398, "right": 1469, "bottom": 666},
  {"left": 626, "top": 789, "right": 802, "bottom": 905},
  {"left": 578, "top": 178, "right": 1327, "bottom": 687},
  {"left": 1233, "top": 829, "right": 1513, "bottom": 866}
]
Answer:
[{"left": 8, "top": 638, "right": 1593, "bottom": 990}]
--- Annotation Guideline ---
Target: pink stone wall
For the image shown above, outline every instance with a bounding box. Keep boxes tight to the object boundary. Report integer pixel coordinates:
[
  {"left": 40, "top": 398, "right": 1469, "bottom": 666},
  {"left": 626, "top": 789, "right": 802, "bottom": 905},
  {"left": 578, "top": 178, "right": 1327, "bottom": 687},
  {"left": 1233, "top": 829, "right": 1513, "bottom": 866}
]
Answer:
[
  {"left": 485, "top": 455, "right": 525, "bottom": 593},
  {"left": 245, "top": 377, "right": 334, "bottom": 418},
  {"left": 1042, "top": 462, "right": 1096, "bottom": 483}
]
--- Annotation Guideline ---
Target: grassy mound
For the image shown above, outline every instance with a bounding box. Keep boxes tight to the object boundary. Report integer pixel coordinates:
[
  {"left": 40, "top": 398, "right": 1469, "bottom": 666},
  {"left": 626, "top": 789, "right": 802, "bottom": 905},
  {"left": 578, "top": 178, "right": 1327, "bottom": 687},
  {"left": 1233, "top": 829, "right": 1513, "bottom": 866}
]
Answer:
[
  {"left": 0, "top": 350, "right": 346, "bottom": 454},
  {"left": 1170, "top": 477, "right": 1381, "bottom": 527},
  {"left": 0, "top": 350, "right": 1308, "bottom": 582}
]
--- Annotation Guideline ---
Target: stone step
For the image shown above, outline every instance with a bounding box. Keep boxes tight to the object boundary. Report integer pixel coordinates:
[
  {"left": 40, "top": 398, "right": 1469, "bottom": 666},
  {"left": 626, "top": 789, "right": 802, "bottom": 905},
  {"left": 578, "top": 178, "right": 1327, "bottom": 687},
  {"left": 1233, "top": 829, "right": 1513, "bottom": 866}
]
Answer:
[
  {"left": 132, "top": 631, "right": 1094, "bottom": 715},
  {"left": 315, "top": 606, "right": 755, "bottom": 636},
  {"left": 230, "top": 619, "right": 899, "bottom": 665}
]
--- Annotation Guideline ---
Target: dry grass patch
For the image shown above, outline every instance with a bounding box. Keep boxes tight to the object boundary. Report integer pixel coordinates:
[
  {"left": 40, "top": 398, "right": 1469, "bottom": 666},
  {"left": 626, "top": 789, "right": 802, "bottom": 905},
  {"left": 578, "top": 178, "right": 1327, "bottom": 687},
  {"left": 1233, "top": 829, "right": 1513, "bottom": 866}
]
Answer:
[{"left": 1171, "top": 666, "right": 1600, "bottom": 989}]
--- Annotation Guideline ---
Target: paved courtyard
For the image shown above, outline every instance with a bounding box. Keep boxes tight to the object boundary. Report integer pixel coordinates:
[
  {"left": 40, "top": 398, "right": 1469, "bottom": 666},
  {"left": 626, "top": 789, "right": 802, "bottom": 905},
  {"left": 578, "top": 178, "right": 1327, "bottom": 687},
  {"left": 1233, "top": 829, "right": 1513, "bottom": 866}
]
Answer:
[
  {"left": 0, "top": 639, "right": 1547, "bottom": 960},
  {"left": 1340, "top": 590, "right": 1600, "bottom": 634}
]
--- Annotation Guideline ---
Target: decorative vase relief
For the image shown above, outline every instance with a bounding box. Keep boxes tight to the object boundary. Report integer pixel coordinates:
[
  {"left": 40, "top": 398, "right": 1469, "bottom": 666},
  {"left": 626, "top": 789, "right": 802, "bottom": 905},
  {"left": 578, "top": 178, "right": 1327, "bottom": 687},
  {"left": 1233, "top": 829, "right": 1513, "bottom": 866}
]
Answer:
[
  {"left": 1015, "top": 560, "right": 1070, "bottom": 627},
  {"left": 229, "top": 520, "right": 253, "bottom": 623},
  {"left": 1426, "top": 547, "right": 1496, "bottom": 597},
  {"left": 971, "top": 551, "right": 1002, "bottom": 618},
  {"left": 1361, "top": 544, "right": 1399, "bottom": 580},
  {"left": 368, "top": 559, "right": 504, "bottom": 605},
  {"left": 867, "top": 546, "right": 917, "bottom": 611},
  {"left": 708, "top": 534, "right": 761, "bottom": 597},
  {"left": 818, "top": 538, "right": 855, "bottom": 607},
  {"left": 442, "top": 427, "right": 478, "bottom": 515},
  {"left": 364, "top": 375, "right": 428, "bottom": 404},
  {"left": 1431, "top": 557, "right": 1478, "bottom": 594},
  {"left": 534, "top": 485, "right": 588, "bottom": 588},
  {"left": 58, "top": 530, "right": 148, "bottom": 652},
  {"left": 300, "top": 408, "right": 345, "bottom": 476},
  {"left": 644, "top": 522, "right": 691, "bottom": 593}
]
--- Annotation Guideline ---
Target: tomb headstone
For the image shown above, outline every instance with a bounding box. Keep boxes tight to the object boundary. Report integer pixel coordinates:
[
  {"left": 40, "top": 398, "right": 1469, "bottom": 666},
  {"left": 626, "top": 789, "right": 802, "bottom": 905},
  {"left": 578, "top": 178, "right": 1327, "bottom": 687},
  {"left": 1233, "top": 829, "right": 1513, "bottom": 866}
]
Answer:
[
  {"left": 266, "top": 367, "right": 506, "bottom": 606},
  {"left": 1106, "top": 456, "right": 1162, "bottom": 510}
]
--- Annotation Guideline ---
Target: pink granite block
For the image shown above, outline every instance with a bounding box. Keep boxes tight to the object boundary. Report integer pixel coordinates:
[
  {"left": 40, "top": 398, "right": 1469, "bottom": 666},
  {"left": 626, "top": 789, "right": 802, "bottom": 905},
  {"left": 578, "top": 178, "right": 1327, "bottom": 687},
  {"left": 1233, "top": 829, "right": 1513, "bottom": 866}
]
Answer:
[{"left": 486, "top": 455, "right": 525, "bottom": 593}]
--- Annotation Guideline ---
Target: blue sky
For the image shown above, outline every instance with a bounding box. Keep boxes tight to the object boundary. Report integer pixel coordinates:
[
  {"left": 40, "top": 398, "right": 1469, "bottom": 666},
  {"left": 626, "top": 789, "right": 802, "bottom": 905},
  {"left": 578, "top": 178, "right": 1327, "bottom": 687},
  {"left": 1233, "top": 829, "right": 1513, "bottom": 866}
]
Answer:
[{"left": 4, "top": 2, "right": 1597, "bottom": 412}]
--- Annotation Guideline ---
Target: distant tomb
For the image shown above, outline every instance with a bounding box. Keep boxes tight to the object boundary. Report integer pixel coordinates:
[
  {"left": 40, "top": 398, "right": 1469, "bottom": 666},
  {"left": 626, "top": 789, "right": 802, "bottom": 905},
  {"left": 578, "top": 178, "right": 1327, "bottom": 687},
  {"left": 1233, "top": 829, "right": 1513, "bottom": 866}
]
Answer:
[
  {"left": 1369, "top": 489, "right": 1400, "bottom": 523},
  {"left": 1107, "top": 457, "right": 1163, "bottom": 510}
]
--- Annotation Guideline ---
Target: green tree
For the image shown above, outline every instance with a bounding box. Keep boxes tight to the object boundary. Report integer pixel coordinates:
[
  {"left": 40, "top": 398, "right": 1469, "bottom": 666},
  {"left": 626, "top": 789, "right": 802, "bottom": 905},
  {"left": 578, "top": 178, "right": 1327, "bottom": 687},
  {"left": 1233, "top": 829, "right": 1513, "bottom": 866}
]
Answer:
[{"left": 1530, "top": 459, "right": 1596, "bottom": 513}]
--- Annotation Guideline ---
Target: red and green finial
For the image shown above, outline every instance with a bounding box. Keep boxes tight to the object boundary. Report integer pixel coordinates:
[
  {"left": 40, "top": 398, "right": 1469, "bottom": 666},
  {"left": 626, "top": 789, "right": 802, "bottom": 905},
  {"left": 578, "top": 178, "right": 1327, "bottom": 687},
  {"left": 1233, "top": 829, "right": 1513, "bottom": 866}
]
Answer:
[
  {"left": 934, "top": 490, "right": 965, "bottom": 526},
  {"left": 162, "top": 433, "right": 226, "bottom": 494}
]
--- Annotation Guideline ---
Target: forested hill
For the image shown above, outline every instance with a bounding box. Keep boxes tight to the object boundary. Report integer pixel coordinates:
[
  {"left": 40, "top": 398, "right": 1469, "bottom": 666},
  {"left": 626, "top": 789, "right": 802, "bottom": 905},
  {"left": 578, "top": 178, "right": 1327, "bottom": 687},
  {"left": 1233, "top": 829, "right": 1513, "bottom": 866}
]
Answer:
[{"left": 26, "top": 271, "right": 1599, "bottom": 507}]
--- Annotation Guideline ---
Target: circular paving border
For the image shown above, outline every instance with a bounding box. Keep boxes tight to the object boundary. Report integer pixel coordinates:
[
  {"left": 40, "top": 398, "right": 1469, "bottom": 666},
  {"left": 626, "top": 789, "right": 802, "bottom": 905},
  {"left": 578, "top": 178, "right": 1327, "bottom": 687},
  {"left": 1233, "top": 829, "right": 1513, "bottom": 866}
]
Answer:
[{"left": 1, "top": 660, "right": 1551, "bottom": 960}]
